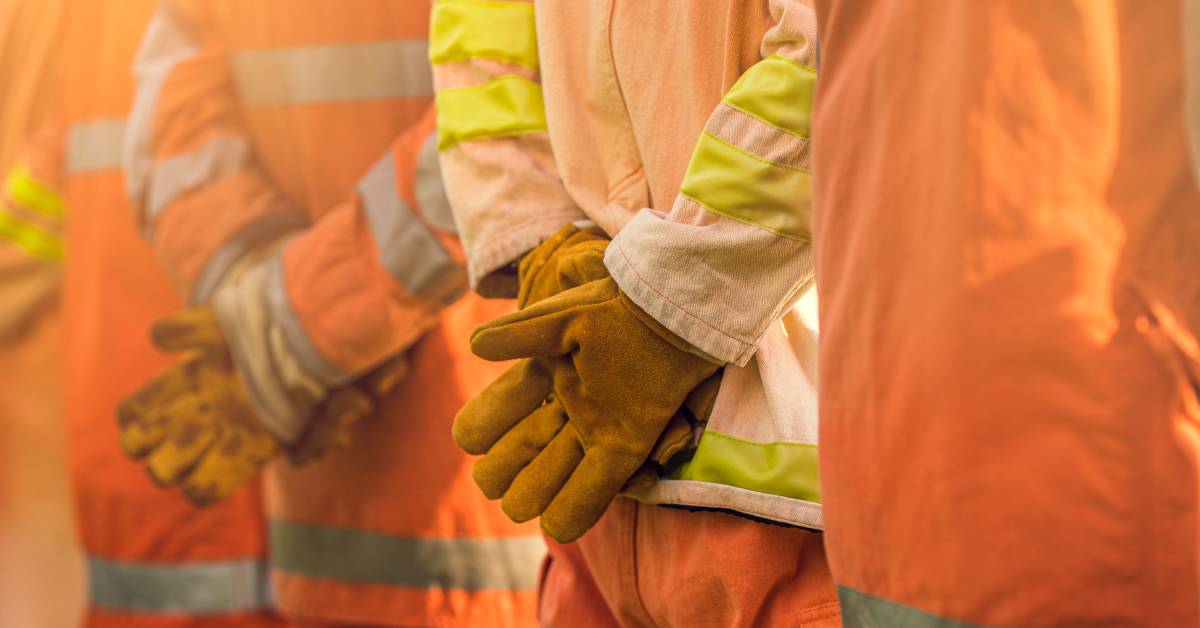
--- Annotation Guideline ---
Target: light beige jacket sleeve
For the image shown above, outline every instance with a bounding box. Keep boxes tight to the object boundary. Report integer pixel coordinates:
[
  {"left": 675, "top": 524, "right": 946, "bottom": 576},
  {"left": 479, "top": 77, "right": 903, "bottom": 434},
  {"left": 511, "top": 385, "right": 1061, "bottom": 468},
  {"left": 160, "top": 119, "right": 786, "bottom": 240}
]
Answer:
[
  {"left": 606, "top": 0, "right": 818, "bottom": 366},
  {"left": 430, "top": 0, "right": 586, "bottom": 298}
]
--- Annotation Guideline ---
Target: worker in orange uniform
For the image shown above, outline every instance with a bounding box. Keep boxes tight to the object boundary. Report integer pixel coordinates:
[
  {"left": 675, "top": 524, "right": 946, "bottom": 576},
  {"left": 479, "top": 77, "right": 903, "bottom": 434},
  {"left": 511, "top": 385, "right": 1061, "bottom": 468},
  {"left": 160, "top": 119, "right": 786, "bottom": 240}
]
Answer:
[
  {"left": 120, "top": 2, "right": 544, "bottom": 625},
  {"left": 2, "top": 1, "right": 287, "bottom": 625},
  {"left": 0, "top": 3, "right": 80, "bottom": 625},
  {"left": 432, "top": 1, "right": 839, "bottom": 625},
  {"left": 813, "top": 1, "right": 1200, "bottom": 625}
]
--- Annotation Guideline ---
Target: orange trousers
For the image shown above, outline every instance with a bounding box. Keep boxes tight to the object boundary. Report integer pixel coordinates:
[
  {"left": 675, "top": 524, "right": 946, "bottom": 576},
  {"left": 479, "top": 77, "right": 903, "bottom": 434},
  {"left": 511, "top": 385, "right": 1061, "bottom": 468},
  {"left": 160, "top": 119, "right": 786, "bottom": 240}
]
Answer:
[{"left": 539, "top": 498, "right": 840, "bottom": 627}]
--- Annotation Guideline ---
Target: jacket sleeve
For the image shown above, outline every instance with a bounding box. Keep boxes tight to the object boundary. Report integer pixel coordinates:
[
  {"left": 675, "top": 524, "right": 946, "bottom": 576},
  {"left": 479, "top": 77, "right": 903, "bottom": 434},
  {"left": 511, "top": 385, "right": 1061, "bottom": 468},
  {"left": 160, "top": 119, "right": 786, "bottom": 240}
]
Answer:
[
  {"left": 0, "top": 126, "right": 65, "bottom": 342},
  {"left": 209, "top": 107, "right": 466, "bottom": 442},
  {"left": 605, "top": 0, "right": 818, "bottom": 366},
  {"left": 430, "top": 0, "right": 586, "bottom": 298},
  {"left": 123, "top": 0, "right": 307, "bottom": 304}
]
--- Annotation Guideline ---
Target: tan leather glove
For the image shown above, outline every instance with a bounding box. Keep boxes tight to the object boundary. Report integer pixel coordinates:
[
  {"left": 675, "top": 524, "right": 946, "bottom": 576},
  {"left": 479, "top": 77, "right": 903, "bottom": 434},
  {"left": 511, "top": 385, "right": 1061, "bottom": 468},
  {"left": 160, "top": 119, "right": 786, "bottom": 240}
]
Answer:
[
  {"left": 117, "top": 307, "right": 282, "bottom": 505},
  {"left": 516, "top": 224, "right": 609, "bottom": 308},
  {"left": 119, "top": 307, "right": 409, "bottom": 503},
  {"left": 286, "top": 355, "right": 409, "bottom": 465},
  {"left": 455, "top": 277, "right": 720, "bottom": 543}
]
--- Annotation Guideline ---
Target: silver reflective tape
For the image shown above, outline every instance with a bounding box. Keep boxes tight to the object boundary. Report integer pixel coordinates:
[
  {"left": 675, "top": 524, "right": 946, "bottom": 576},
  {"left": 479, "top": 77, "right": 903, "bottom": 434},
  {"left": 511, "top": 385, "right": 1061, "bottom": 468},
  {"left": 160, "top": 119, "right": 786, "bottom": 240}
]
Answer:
[
  {"left": 270, "top": 520, "right": 545, "bottom": 591},
  {"left": 189, "top": 211, "right": 309, "bottom": 305},
  {"left": 146, "top": 135, "right": 250, "bottom": 221},
  {"left": 88, "top": 556, "right": 271, "bottom": 614},
  {"left": 264, "top": 253, "right": 351, "bottom": 387},
  {"left": 125, "top": 7, "right": 201, "bottom": 219},
  {"left": 358, "top": 150, "right": 467, "bottom": 305},
  {"left": 414, "top": 132, "right": 459, "bottom": 234},
  {"left": 232, "top": 40, "right": 433, "bottom": 105},
  {"left": 67, "top": 118, "right": 127, "bottom": 174}
]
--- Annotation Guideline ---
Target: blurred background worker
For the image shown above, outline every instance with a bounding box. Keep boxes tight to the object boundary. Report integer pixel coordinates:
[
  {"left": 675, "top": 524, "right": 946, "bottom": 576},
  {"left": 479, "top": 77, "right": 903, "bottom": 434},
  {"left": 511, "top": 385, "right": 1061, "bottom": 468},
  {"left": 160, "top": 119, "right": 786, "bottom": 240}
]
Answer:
[
  {"left": 0, "top": 1, "right": 81, "bottom": 625},
  {"left": 433, "top": 1, "right": 835, "bottom": 625},
  {"left": 120, "top": 1, "right": 544, "bottom": 625},
  {"left": 813, "top": 1, "right": 1200, "bottom": 626},
  {"left": 3, "top": 1, "right": 285, "bottom": 626}
]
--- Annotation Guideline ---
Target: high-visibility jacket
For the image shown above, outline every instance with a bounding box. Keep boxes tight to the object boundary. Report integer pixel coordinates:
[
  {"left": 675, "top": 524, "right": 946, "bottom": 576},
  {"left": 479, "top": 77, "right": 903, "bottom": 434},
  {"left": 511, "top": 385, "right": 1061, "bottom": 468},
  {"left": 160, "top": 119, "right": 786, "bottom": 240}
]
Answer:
[
  {"left": 0, "top": 0, "right": 65, "bottom": 172},
  {"left": 432, "top": 0, "right": 822, "bottom": 528},
  {"left": 39, "top": 2, "right": 284, "bottom": 625},
  {"left": 125, "top": 2, "right": 543, "bottom": 624},
  {"left": 813, "top": 1, "right": 1200, "bottom": 625}
]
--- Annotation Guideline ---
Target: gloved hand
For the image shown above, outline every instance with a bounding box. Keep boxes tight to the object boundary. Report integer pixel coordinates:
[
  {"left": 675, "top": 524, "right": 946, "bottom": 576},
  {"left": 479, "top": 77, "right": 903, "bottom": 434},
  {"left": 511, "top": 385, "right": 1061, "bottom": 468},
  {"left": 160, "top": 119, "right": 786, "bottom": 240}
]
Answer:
[
  {"left": 118, "top": 307, "right": 408, "bottom": 504},
  {"left": 286, "top": 355, "right": 409, "bottom": 465},
  {"left": 516, "top": 224, "right": 609, "bottom": 308},
  {"left": 454, "top": 277, "right": 720, "bottom": 542},
  {"left": 117, "top": 307, "right": 282, "bottom": 505}
]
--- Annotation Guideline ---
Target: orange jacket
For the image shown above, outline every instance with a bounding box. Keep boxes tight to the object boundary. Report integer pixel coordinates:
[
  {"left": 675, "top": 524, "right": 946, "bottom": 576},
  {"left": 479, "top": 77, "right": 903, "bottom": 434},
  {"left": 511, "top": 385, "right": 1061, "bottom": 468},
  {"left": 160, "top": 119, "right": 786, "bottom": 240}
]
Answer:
[
  {"left": 124, "top": 2, "right": 543, "bottom": 624},
  {"left": 0, "top": 0, "right": 65, "bottom": 172},
  {"left": 8, "top": 2, "right": 284, "bottom": 627},
  {"left": 814, "top": 1, "right": 1200, "bottom": 625}
]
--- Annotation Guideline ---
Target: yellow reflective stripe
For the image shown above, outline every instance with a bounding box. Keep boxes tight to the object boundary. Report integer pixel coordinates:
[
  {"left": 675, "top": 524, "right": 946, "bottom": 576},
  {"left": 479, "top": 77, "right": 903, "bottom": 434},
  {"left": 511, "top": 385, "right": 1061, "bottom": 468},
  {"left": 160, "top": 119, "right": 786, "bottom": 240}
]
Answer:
[
  {"left": 436, "top": 75, "right": 547, "bottom": 150},
  {"left": 671, "top": 429, "right": 820, "bottom": 503},
  {"left": 430, "top": 1, "right": 538, "bottom": 69},
  {"left": 4, "top": 164, "right": 64, "bottom": 219},
  {"left": 0, "top": 207, "right": 64, "bottom": 261},
  {"left": 723, "top": 55, "right": 816, "bottom": 139},
  {"left": 679, "top": 131, "right": 812, "bottom": 240}
]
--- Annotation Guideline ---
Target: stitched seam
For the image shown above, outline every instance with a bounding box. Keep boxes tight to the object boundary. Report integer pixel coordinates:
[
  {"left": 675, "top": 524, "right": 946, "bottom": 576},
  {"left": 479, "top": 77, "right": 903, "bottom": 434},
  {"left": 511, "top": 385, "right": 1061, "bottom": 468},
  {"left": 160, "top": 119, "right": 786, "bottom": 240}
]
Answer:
[
  {"left": 721, "top": 99, "right": 810, "bottom": 141},
  {"left": 701, "top": 429, "right": 818, "bottom": 450},
  {"left": 614, "top": 239, "right": 753, "bottom": 349},
  {"left": 677, "top": 190, "right": 809, "bottom": 242}
]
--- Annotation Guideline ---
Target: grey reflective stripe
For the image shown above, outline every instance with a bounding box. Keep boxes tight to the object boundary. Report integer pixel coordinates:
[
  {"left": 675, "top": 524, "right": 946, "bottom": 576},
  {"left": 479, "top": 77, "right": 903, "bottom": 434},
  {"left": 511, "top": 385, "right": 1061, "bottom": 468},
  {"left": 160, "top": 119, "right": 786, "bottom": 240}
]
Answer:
[
  {"left": 414, "top": 132, "right": 459, "bottom": 234},
  {"left": 189, "top": 211, "right": 309, "bottom": 305},
  {"left": 358, "top": 150, "right": 467, "bottom": 306},
  {"left": 125, "top": 7, "right": 201, "bottom": 220},
  {"left": 88, "top": 556, "right": 271, "bottom": 615},
  {"left": 264, "top": 254, "right": 352, "bottom": 387},
  {"left": 67, "top": 118, "right": 127, "bottom": 174},
  {"left": 231, "top": 40, "right": 433, "bottom": 105},
  {"left": 270, "top": 520, "right": 545, "bottom": 591},
  {"left": 839, "top": 586, "right": 982, "bottom": 628},
  {"left": 146, "top": 135, "right": 250, "bottom": 221}
]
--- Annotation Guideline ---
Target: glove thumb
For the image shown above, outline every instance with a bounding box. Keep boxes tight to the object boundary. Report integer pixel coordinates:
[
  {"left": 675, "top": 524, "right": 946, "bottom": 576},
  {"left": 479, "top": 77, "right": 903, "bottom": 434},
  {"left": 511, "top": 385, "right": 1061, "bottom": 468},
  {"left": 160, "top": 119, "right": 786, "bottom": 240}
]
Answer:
[{"left": 150, "top": 306, "right": 227, "bottom": 355}]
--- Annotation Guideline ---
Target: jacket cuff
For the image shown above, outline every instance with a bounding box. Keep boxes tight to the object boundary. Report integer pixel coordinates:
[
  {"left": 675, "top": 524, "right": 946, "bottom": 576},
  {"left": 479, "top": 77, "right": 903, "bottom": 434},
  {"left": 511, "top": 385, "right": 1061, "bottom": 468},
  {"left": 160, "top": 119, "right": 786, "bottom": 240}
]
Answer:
[
  {"left": 607, "top": 206, "right": 814, "bottom": 366},
  {"left": 468, "top": 212, "right": 586, "bottom": 298},
  {"left": 212, "top": 250, "right": 326, "bottom": 444}
]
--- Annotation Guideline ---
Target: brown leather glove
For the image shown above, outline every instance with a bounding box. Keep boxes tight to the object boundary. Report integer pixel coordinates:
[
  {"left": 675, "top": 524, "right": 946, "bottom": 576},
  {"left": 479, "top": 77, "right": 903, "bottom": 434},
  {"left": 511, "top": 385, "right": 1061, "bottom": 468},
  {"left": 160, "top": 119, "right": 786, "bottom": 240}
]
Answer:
[{"left": 456, "top": 278, "right": 720, "bottom": 542}]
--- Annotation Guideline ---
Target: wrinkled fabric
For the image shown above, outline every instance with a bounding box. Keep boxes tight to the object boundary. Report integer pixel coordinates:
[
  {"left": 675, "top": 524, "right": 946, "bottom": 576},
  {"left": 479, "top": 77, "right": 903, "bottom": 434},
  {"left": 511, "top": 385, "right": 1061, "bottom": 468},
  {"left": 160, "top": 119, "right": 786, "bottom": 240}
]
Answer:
[
  {"left": 814, "top": 1, "right": 1200, "bottom": 625},
  {"left": 540, "top": 499, "right": 840, "bottom": 628}
]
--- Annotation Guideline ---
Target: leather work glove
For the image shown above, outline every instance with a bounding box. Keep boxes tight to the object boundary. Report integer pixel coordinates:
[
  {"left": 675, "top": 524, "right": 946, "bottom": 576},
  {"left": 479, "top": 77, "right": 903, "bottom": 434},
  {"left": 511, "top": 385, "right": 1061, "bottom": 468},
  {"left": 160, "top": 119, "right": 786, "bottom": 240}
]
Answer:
[
  {"left": 454, "top": 277, "right": 720, "bottom": 542},
  {"left": 516, "top": 224, "right": 610, "bottom": 308},
  {"left": 118, "top": 307, "right": 407, "bottom": 504},
  {"left": 117, "top": 307, "right": 281, "bottom": 505},
  {"left": 286, "top": 356, "right": 409, "bottom": 465}
]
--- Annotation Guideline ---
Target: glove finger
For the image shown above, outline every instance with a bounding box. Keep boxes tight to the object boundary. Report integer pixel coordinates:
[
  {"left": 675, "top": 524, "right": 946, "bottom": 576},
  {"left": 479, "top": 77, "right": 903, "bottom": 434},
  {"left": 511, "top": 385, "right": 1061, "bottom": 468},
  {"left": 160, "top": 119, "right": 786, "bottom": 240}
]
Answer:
[
  {"left": 116, "top": 359, "right": 203, "bottom": 428},
  {"left": 556, "top": 242, "right": 609, "bottom": 291},
  {"left": 540, "top": 448, "right": 638, "bottom": 543},
  {"left": 150, "top": 307, "right": 226, "bottom": 354},
  {"left": 517, "top": 226, "right": 583, "bottom": 307},
  {"left": 144, "top": 419, "right": 218, "bottom": 486},
  {"left": 453, "top": 359, "right": 552, "bottom": 455},
  {"left": 472, "top": 398, "right": 567, "bottom": 500},
  {"left": 289, "top": 388, "right": 372, "bottom": 465},
  {"left": 118, "top": 417, "right": 171, "bottom": 459},
  {"left": 647, "top": 410, "right": 694, "bottom": 467},
  {"left": 180, "top": 429, "right": 280, "bottom": 505},
  {"left": 363, "top": 356, "right": 409, "bottom": 398},
  {"left": 470, "top": 279, "right": 617, "bottom": 362},
  {"left": 501, "top": 426, "right": 583, "bottom": 523},
  {"left": 682, "top": 369, "right": 723, "bottom": 423}
]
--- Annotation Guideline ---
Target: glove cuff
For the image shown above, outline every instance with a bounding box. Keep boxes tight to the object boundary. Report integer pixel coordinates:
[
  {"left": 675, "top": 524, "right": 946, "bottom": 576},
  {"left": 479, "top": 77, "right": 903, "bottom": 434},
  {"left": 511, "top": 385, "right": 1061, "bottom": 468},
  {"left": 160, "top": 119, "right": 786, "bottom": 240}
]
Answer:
[{"left": 212, "top": 243, "right": 327, "bottom": 444}]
